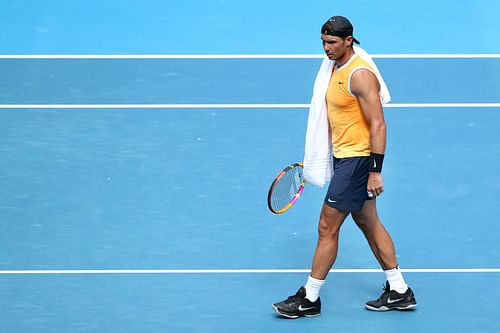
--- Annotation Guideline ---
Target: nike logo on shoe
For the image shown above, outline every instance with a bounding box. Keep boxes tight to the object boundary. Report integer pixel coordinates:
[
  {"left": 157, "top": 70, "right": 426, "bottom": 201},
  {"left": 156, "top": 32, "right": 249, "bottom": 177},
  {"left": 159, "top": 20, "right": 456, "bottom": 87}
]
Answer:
[
  {"left": 387, "top": 297, "right": 405, "bottom": 304},
  {"left": 298, "top": 305, "right": 315, "bottom": 311}
]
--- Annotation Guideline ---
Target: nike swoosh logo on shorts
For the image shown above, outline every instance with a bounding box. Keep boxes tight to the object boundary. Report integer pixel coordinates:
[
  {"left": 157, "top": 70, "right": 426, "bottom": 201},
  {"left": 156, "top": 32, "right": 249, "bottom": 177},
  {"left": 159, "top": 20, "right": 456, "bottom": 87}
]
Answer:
[{"left": 327, "top": 198, "right": 337, "bottom": 203}]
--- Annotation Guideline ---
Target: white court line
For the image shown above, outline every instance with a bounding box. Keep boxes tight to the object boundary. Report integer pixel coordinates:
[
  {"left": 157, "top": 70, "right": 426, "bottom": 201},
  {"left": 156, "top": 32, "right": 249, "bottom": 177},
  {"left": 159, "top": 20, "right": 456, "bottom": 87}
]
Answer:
[
  {"left": 1, "top": 54, "right": 500, "bottom": 59},
  {"left": 0, "top": 104, "right": 308, "bottom": 109},
  {"left": 0, "top": 268, "right": 499, "bottom": 275},
  {"left": 386, "top": 103, "right": 500, "bottom": 108},
  {"left": 0, "top": 103, "right": 500, "bottom": 109}
]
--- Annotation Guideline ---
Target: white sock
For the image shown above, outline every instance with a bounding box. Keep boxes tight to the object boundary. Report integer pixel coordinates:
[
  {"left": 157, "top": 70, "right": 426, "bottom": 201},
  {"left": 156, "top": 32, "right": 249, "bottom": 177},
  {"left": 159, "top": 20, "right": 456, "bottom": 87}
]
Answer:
[
  {"left": 304, "top": 275, "right": 325, "bottom": 302},
  {"left": 384, "top": 266, "right": 408, "bottom": 294}
]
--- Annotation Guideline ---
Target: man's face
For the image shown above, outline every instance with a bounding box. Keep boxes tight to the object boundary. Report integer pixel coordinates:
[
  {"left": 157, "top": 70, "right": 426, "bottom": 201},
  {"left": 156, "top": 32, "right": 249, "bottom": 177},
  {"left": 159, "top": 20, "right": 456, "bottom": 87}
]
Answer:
[{"left": 321, "top": 34, "right": 351, "bottom": 61}]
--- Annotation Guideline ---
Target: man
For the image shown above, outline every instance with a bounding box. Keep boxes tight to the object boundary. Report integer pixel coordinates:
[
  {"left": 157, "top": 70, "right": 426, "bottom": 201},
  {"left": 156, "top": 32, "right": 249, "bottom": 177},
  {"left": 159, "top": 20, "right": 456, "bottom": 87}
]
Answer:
[{"left": 272, "top": 16, "right": 417, "bottom": 318}]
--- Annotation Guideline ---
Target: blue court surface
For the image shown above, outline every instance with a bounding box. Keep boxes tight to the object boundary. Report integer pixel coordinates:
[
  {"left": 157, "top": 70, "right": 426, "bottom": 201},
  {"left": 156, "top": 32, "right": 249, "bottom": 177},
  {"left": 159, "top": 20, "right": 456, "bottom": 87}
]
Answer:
[{"left": 1, "top": 1, "right": 500, "bottom": 332}]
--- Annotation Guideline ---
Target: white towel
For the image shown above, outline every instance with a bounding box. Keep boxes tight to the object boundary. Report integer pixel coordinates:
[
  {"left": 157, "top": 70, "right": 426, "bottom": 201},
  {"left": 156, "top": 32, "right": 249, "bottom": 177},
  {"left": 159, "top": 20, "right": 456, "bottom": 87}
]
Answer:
[{"left": 303, "top": 46, "right": 391, "bottom": 187}]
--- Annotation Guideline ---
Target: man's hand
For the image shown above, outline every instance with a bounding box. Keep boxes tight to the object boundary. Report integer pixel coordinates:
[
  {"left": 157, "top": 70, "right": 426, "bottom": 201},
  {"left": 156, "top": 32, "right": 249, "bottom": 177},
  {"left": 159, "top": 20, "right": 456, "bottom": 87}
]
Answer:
[{"left": 367, "top": 172, "right": 384, "bottom": 197}]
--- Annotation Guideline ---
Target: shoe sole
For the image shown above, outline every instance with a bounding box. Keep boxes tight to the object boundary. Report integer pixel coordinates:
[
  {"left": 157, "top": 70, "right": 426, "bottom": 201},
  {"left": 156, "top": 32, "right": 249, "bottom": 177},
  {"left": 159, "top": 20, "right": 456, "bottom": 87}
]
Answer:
[
  {"left": 365, "top": 303, "right": 417, "bottom": 312},
  {"left": 272, "top": 305, "right": 320, "bottom": 319}
]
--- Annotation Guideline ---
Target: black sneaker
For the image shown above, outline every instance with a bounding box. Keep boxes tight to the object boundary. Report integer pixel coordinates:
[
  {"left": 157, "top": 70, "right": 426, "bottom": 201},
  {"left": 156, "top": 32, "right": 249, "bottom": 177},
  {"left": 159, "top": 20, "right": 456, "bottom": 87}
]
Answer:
[
  {"left": 272, "top": 287, "right": 321, "bottom": 319},
  {"left": 273, "top": 287, "right": 321, "bottom": 319},
  {"left": 365, "top": 281, "right": 417, "bottom": 311}
]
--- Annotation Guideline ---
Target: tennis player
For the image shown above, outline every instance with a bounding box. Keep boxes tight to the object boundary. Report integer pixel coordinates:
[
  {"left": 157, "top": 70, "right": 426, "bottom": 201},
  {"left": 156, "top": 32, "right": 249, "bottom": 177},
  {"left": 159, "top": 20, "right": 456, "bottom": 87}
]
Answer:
[{"left": 272, "top": 16, "right": 417, "bottom": 318}]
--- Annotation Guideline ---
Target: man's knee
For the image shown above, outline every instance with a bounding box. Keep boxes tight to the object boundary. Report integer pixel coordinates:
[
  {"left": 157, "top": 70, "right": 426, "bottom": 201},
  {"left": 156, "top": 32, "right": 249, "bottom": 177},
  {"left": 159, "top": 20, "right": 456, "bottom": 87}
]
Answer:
[
  {"left": 352, "top": 214, "right": 370, "bottom": 233},
  {"left": 352, "top": 201, "right": 380, "bottom": 231},
  {"left": 318, "top": 205, "right": 347, "bottom": 238}
]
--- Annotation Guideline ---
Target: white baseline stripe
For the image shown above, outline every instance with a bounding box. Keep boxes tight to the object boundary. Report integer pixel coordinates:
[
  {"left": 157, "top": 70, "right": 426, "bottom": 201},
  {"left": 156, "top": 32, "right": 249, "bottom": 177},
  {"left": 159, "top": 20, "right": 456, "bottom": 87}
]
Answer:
[
  {"left": 1, "top": 54, "right": 500, "bottom": 59},
  {"left": 0, "top": 104, "right": 309, "bottom": 109},
  {"left": 0, "top": 268, "right": 499, "bottom": 275},
  {"left": 0, "top": 103, "right": 500, "bottom": 109},
  {"left": 385, "top": 103, "right": 500, "bottom": 108}
]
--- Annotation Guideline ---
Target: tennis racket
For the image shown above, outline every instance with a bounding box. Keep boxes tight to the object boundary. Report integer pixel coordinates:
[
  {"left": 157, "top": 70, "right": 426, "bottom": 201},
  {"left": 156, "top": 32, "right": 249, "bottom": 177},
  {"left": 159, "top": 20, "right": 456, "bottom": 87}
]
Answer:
[{"left": 267, "top": 162, "right": 306, "bottom": 214}]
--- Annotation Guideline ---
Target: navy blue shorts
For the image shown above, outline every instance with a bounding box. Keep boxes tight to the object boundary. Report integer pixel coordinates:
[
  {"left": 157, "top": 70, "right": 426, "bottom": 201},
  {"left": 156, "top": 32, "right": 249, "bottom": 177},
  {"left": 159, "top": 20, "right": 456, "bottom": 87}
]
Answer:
[{"left": 324, "top": 156, "right": 373, "bottom": 213}]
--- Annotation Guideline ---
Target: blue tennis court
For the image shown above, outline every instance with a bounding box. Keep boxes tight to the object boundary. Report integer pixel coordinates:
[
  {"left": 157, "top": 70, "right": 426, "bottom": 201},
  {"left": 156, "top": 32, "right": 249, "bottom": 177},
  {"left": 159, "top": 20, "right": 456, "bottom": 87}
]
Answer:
[{"left": 1, "top": 1, "right": 500, "bottom": 332}]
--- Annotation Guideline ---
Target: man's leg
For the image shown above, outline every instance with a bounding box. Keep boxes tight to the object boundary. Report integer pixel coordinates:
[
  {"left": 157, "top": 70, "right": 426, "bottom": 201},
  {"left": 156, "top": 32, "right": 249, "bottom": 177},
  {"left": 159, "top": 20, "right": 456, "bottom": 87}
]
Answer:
[
  {"left": 310, "top": 203, "right": 349, "bottom": 279},
  {"left": 351, "top": 199, "right": 397, "bottom": 270},
  {"left": 352, "top": 199, "right": 417, "bottom": 311},
  {"left": 272, "top": 204, "right": 348, "bottom": 318}
]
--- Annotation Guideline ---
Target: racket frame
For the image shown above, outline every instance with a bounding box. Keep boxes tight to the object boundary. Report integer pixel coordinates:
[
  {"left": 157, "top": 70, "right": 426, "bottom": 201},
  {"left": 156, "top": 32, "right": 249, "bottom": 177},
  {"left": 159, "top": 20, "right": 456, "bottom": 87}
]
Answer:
[{"left": 267, "top": 162, "right": 306, "bottom": 214}]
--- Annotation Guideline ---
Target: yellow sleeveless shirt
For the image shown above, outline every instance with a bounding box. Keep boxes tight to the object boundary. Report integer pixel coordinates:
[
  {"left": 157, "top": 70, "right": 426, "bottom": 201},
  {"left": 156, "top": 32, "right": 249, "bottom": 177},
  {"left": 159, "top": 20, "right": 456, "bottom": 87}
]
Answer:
[{"left": 326, "top": 53, "right": 376, "bottom": 158}]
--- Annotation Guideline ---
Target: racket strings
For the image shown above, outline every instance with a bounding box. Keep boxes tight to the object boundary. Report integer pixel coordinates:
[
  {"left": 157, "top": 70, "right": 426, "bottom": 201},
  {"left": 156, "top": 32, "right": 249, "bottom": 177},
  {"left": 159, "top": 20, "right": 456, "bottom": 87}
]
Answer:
[{"left": 271, "top": 167, "right": 304, "bottom": 211}]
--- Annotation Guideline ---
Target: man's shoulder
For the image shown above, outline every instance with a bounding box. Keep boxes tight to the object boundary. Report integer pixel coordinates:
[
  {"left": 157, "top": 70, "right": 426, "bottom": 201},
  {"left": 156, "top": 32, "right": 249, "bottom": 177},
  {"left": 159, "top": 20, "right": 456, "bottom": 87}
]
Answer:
[{"left": 350, "top": 66, "right": 380, "bottom": 95}]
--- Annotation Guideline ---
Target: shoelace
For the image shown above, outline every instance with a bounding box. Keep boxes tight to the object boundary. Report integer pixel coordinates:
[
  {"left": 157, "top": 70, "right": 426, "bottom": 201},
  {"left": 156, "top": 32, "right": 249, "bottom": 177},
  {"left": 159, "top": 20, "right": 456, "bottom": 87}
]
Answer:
[
  {"left": 286, "top": 290, "right": 304, "bottom": 302},
  {"left": 374, "top": 284, "right": 391, "bottom": 301}
]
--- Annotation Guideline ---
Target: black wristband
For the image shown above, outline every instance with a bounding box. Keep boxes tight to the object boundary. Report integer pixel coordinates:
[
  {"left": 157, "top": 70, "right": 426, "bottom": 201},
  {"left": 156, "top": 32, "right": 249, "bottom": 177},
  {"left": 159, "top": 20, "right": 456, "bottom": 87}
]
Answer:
[{"left": 368, "top": 153, "right": 384, "bottom": 172}]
